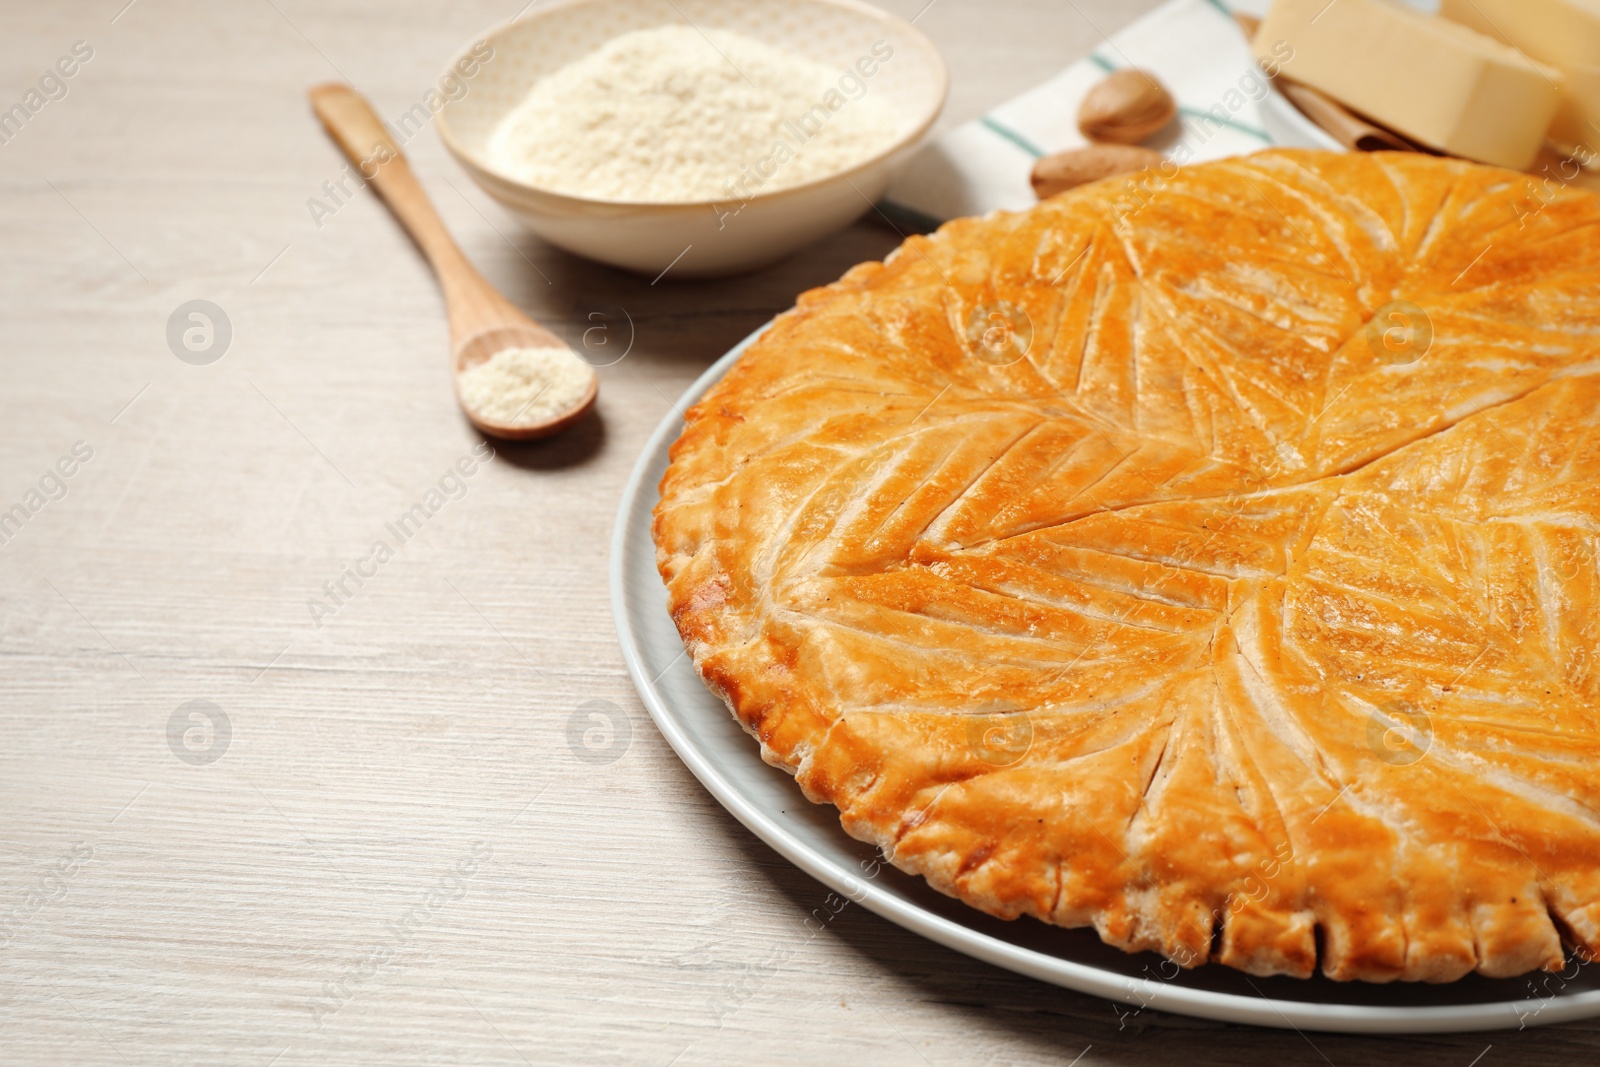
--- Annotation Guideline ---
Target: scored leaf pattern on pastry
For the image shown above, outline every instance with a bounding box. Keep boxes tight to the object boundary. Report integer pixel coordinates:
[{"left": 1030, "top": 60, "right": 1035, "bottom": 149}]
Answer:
[{"left": 653, "top": 150, "right": 1600, "bottom": 981}]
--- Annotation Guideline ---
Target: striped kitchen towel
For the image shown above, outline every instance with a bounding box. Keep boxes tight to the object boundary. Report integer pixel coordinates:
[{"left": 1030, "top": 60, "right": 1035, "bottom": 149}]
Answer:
[{"left": 880, "top": 0, "right": 1276, "bottom": 230}]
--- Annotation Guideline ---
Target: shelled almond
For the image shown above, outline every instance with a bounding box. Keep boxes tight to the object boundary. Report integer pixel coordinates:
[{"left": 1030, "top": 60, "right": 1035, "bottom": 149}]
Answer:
[
  {"left": 1077, "top": 69, "right": 1176, "bottom": 144},
  {"left": 1031, "top": 144, "right": 1163, "bottom": 199}
]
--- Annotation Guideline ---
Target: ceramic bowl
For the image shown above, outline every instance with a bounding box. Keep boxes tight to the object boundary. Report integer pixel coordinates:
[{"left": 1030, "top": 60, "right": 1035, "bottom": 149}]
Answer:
[{"left": 437, "top": 0, "right": 948, "bottom": 278}]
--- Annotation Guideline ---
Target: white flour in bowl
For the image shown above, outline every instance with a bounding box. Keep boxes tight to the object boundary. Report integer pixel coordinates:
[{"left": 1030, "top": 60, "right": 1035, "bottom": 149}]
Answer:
[{"left": 487, "top": 25, "right": 900, "bottom": 202}]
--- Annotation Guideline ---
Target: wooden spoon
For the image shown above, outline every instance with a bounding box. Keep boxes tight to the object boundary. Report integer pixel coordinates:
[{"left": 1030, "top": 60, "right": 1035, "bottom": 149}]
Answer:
[{"left": 308, "top": 83, "right": 596, "bottom": 440}]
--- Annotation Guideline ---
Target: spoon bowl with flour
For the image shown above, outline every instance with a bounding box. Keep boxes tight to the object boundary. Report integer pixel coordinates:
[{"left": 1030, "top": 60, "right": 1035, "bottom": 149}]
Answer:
[{"left": 310, "top": 83, "right": 597, "bottom": 440}]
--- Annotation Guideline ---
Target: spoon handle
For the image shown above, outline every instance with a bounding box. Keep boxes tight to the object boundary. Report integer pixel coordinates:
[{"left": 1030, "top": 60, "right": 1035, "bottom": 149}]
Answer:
[{"left": 307, "top": 83, "right": 530, "bottom": 346}]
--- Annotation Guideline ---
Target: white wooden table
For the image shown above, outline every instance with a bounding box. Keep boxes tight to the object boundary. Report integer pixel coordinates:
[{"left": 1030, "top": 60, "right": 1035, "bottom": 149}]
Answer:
[{"left": 3, "top": 1, "right": 1597, "bottom": 1062}]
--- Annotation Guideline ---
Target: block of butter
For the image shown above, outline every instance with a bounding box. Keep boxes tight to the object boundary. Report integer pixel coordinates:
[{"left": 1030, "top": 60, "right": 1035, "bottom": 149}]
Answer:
[
  {"left": 1441, "top": 0, "right": 1600, "bottom": 152},
  {"left": 1255, "top": 0, "right": 1562, "bottom": 170}
]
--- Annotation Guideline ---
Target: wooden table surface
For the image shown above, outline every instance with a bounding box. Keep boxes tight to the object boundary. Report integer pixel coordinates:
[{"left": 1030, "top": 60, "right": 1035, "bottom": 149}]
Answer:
[{"left": 3, "top": 1, "right": 1597, "bottom": 1063}]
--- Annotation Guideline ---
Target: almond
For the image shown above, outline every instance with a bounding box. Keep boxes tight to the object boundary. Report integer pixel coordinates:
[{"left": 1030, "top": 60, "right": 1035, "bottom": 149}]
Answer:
[
  {"left": 1031, "top": 145, "right": 1164, "bottom": 200},
  {"left": 1078, "top": 69, "right": 1177, "bottom": 145}
]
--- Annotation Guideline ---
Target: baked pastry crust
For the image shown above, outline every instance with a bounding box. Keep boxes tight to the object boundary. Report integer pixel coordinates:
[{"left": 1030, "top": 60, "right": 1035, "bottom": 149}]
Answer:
[{"left": 653, "top": 149, "right": 1600, "bottom": 981}]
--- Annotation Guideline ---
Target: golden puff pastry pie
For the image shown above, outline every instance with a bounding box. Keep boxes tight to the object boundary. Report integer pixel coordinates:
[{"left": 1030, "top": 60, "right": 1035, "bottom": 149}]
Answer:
[{"left": 652, "top": 149, "right": 1600, "bottom": 981}]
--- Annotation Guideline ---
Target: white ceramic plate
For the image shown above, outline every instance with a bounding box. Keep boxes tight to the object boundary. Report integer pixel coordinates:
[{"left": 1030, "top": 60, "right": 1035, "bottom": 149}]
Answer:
[{"left": 611, "top": 326, "right": 1600, "bottom": 1034}]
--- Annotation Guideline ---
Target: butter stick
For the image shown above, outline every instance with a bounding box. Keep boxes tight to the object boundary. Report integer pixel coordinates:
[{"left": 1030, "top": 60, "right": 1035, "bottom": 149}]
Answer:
[
  {"left": 1255, "top": 0, "right": 1562, "bottom": 170},
  {"left": 1441, "top": 0, "right": 1600, "bottom": 153}
]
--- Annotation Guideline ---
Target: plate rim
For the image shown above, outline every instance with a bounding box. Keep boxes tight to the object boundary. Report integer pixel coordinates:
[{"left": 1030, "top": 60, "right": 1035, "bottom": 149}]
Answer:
[{"left": 609, "top": 323, "right": 1600, "bottom": 1035}]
